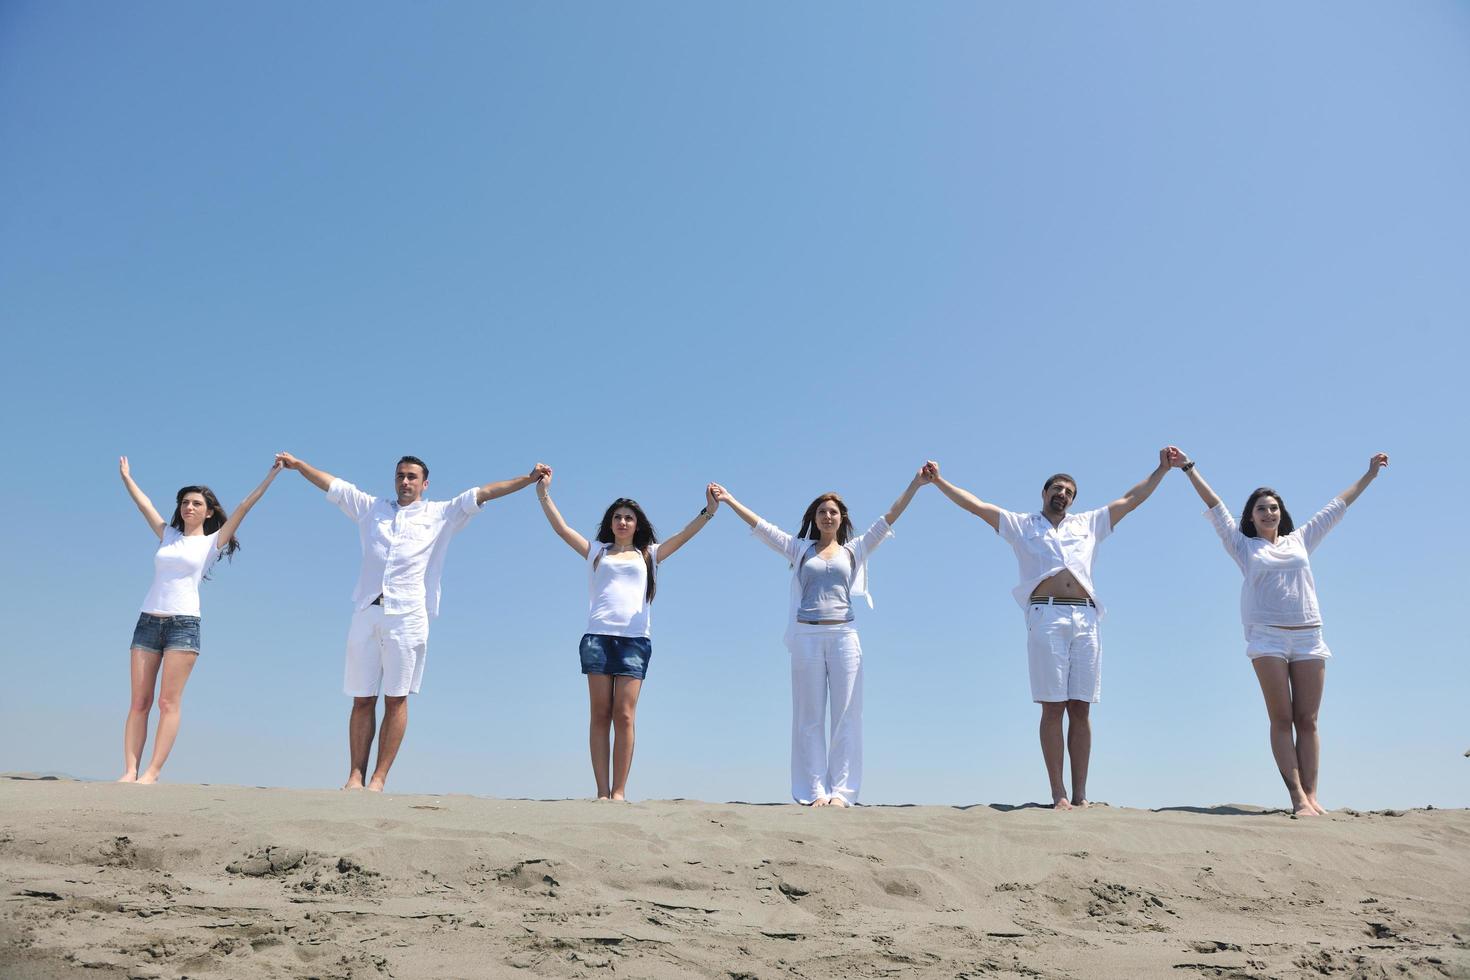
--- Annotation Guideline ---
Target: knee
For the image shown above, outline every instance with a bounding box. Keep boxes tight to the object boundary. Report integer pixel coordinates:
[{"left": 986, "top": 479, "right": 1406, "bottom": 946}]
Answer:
[
  {"left": 589, "top": 703, "right": 614, "bottom": 727},
  {"left": 157, "top": 694, "right": 182, "bottom": 716},
  {"left": 1040, "top": 704, "right": 1067, "bottom": 723},
  {"left": 612, "top": 704, "right": 637, "bottom": 729},
  {"left": 129, "top": 694, "right": 154, "bottom": 714},
  {"left": 1292, "top": 711, "right": 1318, "bottom": 733},
  {"left": 1065, "top": 701, "right": 1091, "bottom": 722},
  {"left": 1268, "top": 716, "right": 1295, "bottom": 736}
]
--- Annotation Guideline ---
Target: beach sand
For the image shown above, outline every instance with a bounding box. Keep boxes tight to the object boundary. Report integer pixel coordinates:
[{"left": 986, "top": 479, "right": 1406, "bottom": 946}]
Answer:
[{"left": 2, "top": 776, "right": 1466, "bottom": 979}]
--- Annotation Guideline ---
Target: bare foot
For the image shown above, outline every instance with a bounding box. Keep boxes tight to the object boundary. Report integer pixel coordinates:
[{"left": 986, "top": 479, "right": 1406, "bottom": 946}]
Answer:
[
  {"left": 610, "top": 792, "right": 627, "bottom": 802},
  {"left": 136, "top": 771, "right": 159, "bottom": 785},
  {"left": 366, "top": 776, "right": 386, "bottom": 793},
  {"left": 1291, "top": 801, "right": 1318, "bottom": 817},
  {"left": 1052, "top": 795, "right": 1073, "bottom": 811},
  {"left": 117, "top": 773, "right": 138, "bottom": 784},
  {"left": 595, "top": 795, "right": 612, "bottom": 802},
  {"left": 1306, "top": 795, "right": 1328, "bottom": 815},
  {"left": 810, "top": 797, "right": 832, "bottom": 807},
  {"left": 342, "top": 775, "right": 365, "bottom": 790},
  {"left": 1071, "top": 798, "right": 1091, "bottom": 809},
  {"left": 828, "top": 796, "right": 850, "bottom": 808}
]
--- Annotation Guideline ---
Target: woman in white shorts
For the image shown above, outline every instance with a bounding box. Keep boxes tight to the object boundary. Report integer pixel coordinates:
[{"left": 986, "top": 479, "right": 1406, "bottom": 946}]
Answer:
[
  {"left": 711, "top": 470, "right": 928, "bottom": 807},
  {"left": 117, "top": 456, "right": 281, "bottom": 783},
  {"left": 535, "top": 467, "right": 720, "bottom": 800},
  {"left": 1171, "top": 449, "right": 1389, "bottom": 816}
]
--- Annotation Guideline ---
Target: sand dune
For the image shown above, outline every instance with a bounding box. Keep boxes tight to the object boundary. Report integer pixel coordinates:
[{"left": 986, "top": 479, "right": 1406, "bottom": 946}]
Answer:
[{"left": 2, "top": 776, "right": 1466, "bottom": 979}]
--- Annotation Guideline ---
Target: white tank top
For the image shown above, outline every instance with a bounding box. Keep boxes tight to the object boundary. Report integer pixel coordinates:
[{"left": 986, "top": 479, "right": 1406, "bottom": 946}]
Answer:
[
  {"left": 140, "top": 527, "right": 221, "bottom": 616},
  {"left": 585, "top": 543, "right": 659, "bottom": 638}
]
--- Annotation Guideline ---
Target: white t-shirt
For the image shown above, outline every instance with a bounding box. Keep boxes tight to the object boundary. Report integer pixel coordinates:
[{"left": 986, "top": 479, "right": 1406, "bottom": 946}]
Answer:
[
  {"left": 586, "top": 544, "right": 660, "bottom": 638},
  {"left": 996, "top": 507, "right": 1113, "bottom": 615},
  {"left": 140, "top": 527, "right": 222, "bottom": 616},
  {"left": 1206, "top": 498, "right": 1345, "bottom": 632}
]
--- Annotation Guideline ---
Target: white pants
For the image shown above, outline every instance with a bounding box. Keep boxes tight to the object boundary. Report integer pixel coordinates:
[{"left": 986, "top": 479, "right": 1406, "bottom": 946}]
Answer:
[
  {"left": 787, "top": 624, "right": 863, "bottom": 804},
  {"left": 1026, "top": 602, "right": 1101, "bottom": 703},
  {"left": 344, "top": 605, "right": 430, "bottom": 697}
]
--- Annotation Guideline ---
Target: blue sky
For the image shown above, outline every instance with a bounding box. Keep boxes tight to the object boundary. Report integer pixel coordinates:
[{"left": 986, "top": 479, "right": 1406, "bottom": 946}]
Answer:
[{"left": 2, "top": 2, "right": 1466, "bottom": 808}]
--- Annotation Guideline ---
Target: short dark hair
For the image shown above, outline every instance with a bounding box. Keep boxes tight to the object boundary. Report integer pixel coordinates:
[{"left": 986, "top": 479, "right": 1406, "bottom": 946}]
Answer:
[
  {"left": 1043, "top": 473, "right": 1077, "bottom": 493},
  {"left": 397, "top": 455, "right": 429, "bottom": 480}
]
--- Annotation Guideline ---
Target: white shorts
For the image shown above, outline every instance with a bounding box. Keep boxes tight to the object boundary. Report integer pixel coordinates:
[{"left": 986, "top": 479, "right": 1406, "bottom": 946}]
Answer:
[
  {"left": 1026, "top": 602, "right": 1101, "bottom": 703},
  {"left": 344, "top": 605, "right": 430, "bottom": 697},
  {"left": 1245, "top": 624, "right": 1331, "bottom": 663}
]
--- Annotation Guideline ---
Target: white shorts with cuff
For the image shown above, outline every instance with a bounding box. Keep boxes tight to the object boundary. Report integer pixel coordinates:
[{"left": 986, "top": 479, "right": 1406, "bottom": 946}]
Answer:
[
  {"left": 1245, "top": 624, "right": 1330, "bottom": 663},
  {"left": 344, "top": 605, "right": 430, "bottom": 697},
  {"left": 1026, "top": 601, "right": 1101, "bottom": 703}
]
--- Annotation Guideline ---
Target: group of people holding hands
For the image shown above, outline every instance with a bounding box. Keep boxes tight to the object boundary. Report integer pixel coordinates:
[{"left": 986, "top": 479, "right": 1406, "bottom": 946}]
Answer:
[{"left": 117, "top": 446, "right": 1389, "bottom": 816}]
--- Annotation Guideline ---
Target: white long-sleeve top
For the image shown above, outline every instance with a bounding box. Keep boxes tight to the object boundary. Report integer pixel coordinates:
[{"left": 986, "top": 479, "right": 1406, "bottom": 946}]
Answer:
[
  {"left": 1206, "top": 497, "right": 1346, "bottom": 632},
  {"left": 326, "top": 478, "right": 483, "bottom": 618},
  {"left": 996, "top": 507, "right": 1113, "bottom": 615},
  {"left": 751, "top": 517, "right": 892, "bottom": 644}
]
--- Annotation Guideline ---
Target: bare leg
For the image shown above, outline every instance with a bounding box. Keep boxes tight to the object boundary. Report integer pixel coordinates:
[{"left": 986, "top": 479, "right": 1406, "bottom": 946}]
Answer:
[
  {"left": 366, "top": 695, "right": 407, "bottom": 792},
  {"left": 609, "top": 677, "right": 643, "bottom": 801},
  {"left": 1039, "top": 702, "right": 1071, "bottom": 809},
  {"left": 1252, "top": 657, "right": 1315, "bottom": 815},
  {"left": 1289, "top": 660, "right": 1327, "bottom": 814},
  {"left": 345, "top": 696, "right": 377, "bottom": 789},
  {"left": 137, "top": 651, "right": 198, "bottom": 784},
  {"left": 1066, "top": 700, "right": 1092, "bottom": 807},
  {"left": 587, "top": 676, "right": 614, "bottom": 800},
  {"left": 121, "top": 650, "right": 163, "bottom": 782}
]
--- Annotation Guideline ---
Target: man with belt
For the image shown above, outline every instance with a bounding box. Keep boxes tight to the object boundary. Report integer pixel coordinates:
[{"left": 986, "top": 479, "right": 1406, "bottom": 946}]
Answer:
[
  {"left": 924, "top": 450, "right": 1172, "bottom": 809},
  {"left": 276, "top": 451, "right": 546, "bottom": 792}
]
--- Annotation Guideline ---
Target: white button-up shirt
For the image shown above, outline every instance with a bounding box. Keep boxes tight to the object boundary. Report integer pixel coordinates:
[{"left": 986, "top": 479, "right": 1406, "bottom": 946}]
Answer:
[
  {"left": 326, "top": 478, "right": 482, "bottom": 618},
  {"left": 996, "top": 507, "right": 1113, "bottom": 615}
]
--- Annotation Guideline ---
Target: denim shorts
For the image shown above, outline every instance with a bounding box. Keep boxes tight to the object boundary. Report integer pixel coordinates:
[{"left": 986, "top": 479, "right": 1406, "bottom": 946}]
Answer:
[
  {"left": 131, "top": 613, "right": 202, "bottom": 654},
  {"left": 579, "top": 633, "right": 651, "bottom": 680}
]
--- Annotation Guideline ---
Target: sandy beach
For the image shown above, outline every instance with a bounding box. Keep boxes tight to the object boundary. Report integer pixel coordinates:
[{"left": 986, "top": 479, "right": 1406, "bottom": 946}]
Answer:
[{"left": 1, "top": 776, "right": 1465, "bottom": 979}]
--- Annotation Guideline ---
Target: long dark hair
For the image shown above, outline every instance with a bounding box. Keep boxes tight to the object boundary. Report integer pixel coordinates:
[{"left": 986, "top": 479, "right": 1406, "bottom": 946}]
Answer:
[
  {"left": 594, "top": 498, "right": 658, "bottom": 602},
  {"left": 1240, "top": 487, "right": 1294, "bottom": 538},
  {"left": 170, "top": 485, "right": 239, "bottom": 567},
  {"left": 798, "top": 492, "right": 853, "bottom": 544}
]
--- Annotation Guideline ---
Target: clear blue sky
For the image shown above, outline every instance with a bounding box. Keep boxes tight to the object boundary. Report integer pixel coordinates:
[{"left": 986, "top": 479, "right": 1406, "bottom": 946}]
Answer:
[{"left": 2, "top": 2, "right": 1465, "bottom": 808}]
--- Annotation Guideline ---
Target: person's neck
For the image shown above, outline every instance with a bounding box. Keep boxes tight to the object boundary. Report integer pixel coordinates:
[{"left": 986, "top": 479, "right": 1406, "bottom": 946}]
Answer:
[
  {"left": 1258, "top": 529, "right": 1279, "bottom": 544},
  {"left": 1043, "top": 510, "right": 1065, "bottom": 528},
  {"left": 817, "top": 533, "right": 839, "bottom": 549}
]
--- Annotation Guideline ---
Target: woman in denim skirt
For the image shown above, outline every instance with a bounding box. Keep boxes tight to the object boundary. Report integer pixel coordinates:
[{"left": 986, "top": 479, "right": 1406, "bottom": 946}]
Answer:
[
  {"left": 535, "top": 466, "right": 719, "bottom": 800},
  {"left": 118, "top": 456, "right": 280, "bottom": 783}
]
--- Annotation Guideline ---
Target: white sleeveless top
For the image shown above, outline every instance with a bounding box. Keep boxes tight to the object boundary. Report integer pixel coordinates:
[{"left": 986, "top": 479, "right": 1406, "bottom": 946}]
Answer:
[
  {"left": 585, "top": 543, "right": 660, "bottom": 638},
  {"left": 140, "top": 527, "right": 221, "bottom": 616}
]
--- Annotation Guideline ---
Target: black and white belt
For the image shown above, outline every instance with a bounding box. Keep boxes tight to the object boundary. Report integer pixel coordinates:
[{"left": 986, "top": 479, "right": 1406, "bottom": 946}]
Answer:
[{"left": 1029, "top": 596, "right": 1095, "bottom": 607}]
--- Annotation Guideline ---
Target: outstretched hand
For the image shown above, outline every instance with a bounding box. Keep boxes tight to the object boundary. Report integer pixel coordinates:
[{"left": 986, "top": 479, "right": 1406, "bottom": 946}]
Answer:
[
  {"left": 275, "top": 452, "right": 302, "bottom": 470},
  {"left": 537, "top": 465, "right": 553, "bottom": 493},
  {"left": 922, "top": 460, "right": 940, "bottom": 481},
  {"left": 119, "top": 455, "right": 131, "bottom": 480},
  {"left": 709, "top": 483, "right": 729, "bottom": 504},
  {"left": 1166, "top": 446, "right": 1189, "bottom": 468},
  {"left": 915, "top": 464, "right": 933, "bottom": 485},
  {"left": 705, "top": 483, "right": 720, "bottom": 513},
  {"left": 1369, "top": 452, "right": 1389, "bottom": 473},
  {"left": 530, "top": 462, "right": 551, "bottom": 483}
]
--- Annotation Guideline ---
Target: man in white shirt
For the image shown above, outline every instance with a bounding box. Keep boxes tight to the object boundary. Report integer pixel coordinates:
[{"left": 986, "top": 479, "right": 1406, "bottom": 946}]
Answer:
[
  {"left": 277, "top": 452, "right": 546, "bottom": 792},
  {"left": 924, "top": 450, "right": 1172, "bottom": 810}
]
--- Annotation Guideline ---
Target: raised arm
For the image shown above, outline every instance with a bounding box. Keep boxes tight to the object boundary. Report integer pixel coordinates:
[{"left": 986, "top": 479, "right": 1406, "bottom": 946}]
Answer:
[
  {"left": 477, "top": 462, "right": 547, "bottom": 506},
  {"left": 275, "top": 452, "right": 336, "bottom": 492},
  {"left": 1168, "top": 447, "right": 1222, "bottom": 508},
  {"left": 655, "top": 484, "right": 720, "bottom": 563},
  {"left": 883, "top": 467, "right": 931, "bottom": 526},
  {"left": 923, "top": 461, "right": 1001, "bottom": 532},
  {"left": 119, "top": 456, "right": 167, "bottom": 539},
  {"left": 709, "top": 484, "right": 764, "bottom": 529},
  {"left": 535, "top": 466, "right": 590, "bottom": 558},
  {"left": 213, "top": 460, "right": 283, "bottom": 552},
  {"left": 1107, "top": 448, "right": 1172, "bottom": 527},
  {"left": 1337, "top": 453, "right": 1389, "bottom": 507}
]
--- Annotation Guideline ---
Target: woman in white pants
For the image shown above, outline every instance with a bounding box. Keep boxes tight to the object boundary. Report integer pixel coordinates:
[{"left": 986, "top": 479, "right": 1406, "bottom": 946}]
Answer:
[
  {"left": 1170, "top": 449, "right": 1388, "bottom": 816},
  {"left": 712, "top": 471, "right": 928, "bottom": 806}
]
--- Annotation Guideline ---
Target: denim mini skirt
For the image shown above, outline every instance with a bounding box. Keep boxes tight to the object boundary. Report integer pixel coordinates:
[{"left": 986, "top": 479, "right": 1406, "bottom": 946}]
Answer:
[{"left": 579, "top": 633, "right": 652, "bottom": 680}]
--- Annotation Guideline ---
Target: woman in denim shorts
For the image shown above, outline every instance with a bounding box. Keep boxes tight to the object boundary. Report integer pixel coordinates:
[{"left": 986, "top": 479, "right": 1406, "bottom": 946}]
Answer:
[
  {"left": 118, "top": 456, "right": 281, "bottom": 783},
  {"left": 1171, "top": 449, "right": 1389, "bottom": 817},
  {"left": 534, "top": 466, "right": 720, "bottom": 800}
]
